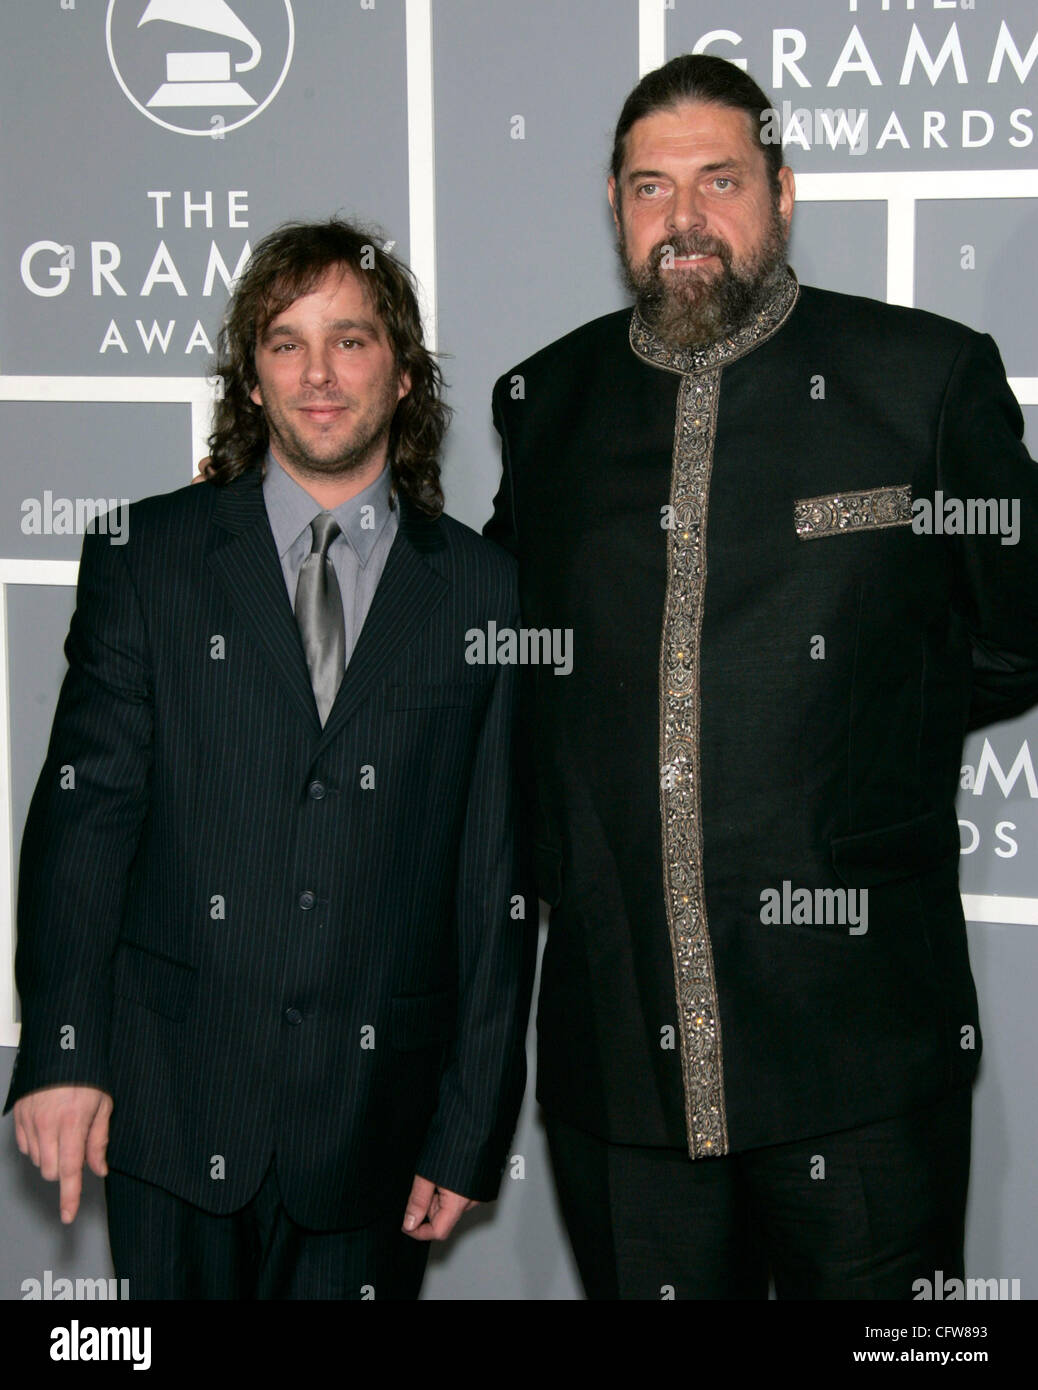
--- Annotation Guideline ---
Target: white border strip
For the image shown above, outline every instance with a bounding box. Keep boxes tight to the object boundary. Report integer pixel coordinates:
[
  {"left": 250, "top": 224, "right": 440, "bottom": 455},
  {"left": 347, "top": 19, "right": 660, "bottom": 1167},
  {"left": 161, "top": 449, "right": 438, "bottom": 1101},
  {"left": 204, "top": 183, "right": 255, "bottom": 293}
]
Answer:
[
  {"left": 405, "top": 0, "right": 437, "bottom": 352},
  {"left": 0, "top": 578, "right": 12, "bottom": 1050},
  {"left": 795, "top": 170, "right": 1038, "bottom": 201},
  {"left": 0, "top": 561, "right": 79, "bottom": 587},
  {"left": 885, "top": 193, "right": 916, "bottom": 308},
  {"left": 962, "top": 894, "right": 1038, "bottom": 927},
  {"left": 0, "top": 376, "right": 216, "bottom": 481},
  {"left": 638, "top": 0, "right": 666, "bottom": 78},
  {"left": 0, "top": 562, "right": 80, "bottom": 1050},
  {"left": 795, "top": 168, "right": 1038, "bottom": 330},
  {"left": 1009, "top": 379, "right": 1038, "bottom": 407}
]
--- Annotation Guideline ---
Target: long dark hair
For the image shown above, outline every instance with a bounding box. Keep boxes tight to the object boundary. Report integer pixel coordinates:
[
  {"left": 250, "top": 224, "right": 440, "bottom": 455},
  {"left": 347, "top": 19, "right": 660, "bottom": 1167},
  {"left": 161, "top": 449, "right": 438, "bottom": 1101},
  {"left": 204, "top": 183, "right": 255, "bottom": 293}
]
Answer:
[
  {"left": 207, "top": 218, "right": 449, "bottom": 516},
  {"left": 611, "top": 54, "right": 783, "bottom": 193}
]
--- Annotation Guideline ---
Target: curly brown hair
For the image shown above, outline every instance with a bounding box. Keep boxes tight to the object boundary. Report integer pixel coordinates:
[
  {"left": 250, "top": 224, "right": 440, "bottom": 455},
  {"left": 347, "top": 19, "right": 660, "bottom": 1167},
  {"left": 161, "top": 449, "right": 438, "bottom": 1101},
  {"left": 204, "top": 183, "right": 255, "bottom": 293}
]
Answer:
[{"left": 206, "top": 218, "right": 449, "bottom": 515}]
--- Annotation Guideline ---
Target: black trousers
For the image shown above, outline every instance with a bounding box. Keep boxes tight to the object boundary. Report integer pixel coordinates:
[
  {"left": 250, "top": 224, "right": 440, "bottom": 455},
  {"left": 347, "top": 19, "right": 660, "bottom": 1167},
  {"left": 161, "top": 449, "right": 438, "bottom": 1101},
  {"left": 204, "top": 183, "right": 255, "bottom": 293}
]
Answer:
[
  {"left": 545, "top": 1085, "right": 972, "bottom": 1300},
  {"left": 106, "top": 1160, "right": 430, "bottom": 1300}
]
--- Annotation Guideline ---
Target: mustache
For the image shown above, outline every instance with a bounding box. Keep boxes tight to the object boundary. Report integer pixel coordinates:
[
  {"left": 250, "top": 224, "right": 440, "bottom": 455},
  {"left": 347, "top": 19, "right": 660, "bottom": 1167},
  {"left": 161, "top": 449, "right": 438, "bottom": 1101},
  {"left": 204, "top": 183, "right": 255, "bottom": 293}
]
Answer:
[{"left": 650, "top": 233, "right": 732, "bottom": 265}]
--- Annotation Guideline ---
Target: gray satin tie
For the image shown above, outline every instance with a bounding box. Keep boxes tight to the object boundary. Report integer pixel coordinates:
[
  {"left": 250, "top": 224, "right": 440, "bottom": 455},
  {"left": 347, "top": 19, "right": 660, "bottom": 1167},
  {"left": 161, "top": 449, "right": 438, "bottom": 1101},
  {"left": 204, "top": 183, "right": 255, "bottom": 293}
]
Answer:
[{"left": 295, "top": 512, "right": 345, "bottom": 724}]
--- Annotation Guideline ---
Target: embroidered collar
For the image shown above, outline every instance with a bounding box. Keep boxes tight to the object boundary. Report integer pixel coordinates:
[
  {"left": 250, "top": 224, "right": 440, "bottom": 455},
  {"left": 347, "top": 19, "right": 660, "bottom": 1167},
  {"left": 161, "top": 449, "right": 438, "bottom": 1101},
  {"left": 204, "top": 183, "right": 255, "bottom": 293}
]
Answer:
[{"left": 629, "top": 265, "right": 800, "bottom": 375}]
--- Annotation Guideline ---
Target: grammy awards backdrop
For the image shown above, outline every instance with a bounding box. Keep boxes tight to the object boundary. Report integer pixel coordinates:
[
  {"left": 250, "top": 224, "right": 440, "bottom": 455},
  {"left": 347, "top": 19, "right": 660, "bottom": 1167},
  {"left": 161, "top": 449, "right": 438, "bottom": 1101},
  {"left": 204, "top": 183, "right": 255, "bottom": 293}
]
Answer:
[{"left": 0, "top": 0, "right": 1035, "bottom": 1303}]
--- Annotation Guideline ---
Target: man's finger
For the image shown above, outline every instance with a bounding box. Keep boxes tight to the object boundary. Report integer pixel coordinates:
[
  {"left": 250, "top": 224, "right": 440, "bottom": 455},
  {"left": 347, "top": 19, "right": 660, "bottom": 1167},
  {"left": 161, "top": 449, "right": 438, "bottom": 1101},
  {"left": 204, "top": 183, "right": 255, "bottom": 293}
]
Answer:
[
  {"left": 38, "top": 1126, "right": 60, "bottom": 1182},
  {"left": 85, "top": 1104, "right": 111, "bottom": 1178},
  {"left": 14, "top": 1114, "right": 29, "bottom": 1159},
  {"left": 58, "top": 1167, "right": 83, "bottom": 1225},
  {"left": 22, "top": 1115, "right": 41, "bottom": 1168},
  {"left": 402, "top": 1174, "right": 435, "bottom": 1234},
  {"left": 409, "top": 1189, "right": 468, "bottom": 1242},
  {"left": 57, "top": 1124, "right": 87, "bottom": 1224}
]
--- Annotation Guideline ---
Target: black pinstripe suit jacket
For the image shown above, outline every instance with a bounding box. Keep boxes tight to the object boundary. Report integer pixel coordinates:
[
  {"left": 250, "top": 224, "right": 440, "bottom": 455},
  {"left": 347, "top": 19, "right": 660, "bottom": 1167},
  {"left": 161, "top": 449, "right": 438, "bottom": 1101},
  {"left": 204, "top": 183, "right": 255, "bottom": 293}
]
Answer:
[{"left": 4, "top": 466, "right": 534, "bottom": 1229}]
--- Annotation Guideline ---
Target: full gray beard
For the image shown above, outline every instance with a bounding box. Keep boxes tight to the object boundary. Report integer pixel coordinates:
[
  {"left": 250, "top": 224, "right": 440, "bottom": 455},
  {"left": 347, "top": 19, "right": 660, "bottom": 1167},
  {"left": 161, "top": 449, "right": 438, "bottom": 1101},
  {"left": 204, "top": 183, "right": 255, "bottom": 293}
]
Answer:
[{"left": 618, "top": 203, "right": 790, "bottom": 348}]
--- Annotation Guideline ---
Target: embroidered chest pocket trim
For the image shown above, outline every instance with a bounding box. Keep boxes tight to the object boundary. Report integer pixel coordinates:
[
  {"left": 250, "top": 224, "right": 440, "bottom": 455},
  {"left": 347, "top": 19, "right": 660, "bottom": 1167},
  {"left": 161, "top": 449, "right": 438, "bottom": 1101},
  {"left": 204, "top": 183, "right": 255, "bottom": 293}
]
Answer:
[{"left": 794, "top": 484, "right": 913, "bottom": 540}]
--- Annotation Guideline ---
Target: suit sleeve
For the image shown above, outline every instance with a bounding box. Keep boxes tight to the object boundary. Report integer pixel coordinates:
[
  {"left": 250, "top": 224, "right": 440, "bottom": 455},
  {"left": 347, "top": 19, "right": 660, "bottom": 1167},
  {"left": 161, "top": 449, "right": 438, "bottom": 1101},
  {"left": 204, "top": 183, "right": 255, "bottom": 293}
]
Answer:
[
  {"left": 936, "top": 332, "right": 1038, "bottom": 731},
  {"left": 3, "top": 524, "right": 153, "bottom": 1111},
  {"left": 414, "top": 577, "right": 536, "bottom": 1200},
  {"left": 484, "top": 376, "right": 520, "bottom": 556}
]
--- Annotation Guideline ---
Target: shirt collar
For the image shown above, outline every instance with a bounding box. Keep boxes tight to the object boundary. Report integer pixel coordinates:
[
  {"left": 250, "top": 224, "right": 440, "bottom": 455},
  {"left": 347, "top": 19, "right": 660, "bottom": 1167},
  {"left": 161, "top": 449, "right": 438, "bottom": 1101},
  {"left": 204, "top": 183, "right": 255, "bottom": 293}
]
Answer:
[
  {"left": 629, "top": 265, "right": 800, "bottom": 376},
  {"left": 263, "top": 453, "right": 396, "bottom": 567}
]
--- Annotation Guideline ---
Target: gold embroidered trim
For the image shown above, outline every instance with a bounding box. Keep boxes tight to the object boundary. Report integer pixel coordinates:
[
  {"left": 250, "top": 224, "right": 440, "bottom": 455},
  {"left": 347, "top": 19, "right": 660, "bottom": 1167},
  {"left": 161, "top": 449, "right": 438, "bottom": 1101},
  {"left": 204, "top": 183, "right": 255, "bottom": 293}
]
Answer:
[
  {"left": 630, "top": 268, "right": 800, "bottom": 375},
  {"left": 794, "top": 485, "right": 913, "bottom": 540},
  {"left": 645, "top": 268, "right": 802, "bottom": 1160},
  {"left": 659, "top": 367, "right": 728, "bottom": 1159}
]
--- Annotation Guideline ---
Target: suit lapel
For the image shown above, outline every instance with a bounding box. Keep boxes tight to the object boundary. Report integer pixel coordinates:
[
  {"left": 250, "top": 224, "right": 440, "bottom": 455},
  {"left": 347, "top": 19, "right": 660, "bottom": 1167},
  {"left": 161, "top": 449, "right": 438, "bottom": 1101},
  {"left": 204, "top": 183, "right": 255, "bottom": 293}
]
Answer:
[
  {"left": 207, "top": 469, "right": 321, "bottom": 734},
  {"left": 317, "top": 495, "right": 448, "bottom": 751},
  {"left": 207, "top": 475, "right": 449, "bottom": 745}
]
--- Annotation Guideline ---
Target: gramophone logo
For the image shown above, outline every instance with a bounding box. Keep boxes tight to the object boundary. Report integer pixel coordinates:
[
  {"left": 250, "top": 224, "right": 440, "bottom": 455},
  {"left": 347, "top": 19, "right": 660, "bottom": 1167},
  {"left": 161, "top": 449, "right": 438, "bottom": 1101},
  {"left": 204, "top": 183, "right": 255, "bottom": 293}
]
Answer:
[{"left": 106, "top": 0, "right": 295, "bottom": 137}]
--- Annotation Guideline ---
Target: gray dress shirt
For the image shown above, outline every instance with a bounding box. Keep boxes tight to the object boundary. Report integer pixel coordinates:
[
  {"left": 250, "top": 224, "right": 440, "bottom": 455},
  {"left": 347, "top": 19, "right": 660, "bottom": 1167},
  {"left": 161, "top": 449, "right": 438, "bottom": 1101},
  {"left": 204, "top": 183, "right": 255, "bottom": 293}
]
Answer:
[{"left": 262, "top": 452, "right": 399, "bottom": 669}]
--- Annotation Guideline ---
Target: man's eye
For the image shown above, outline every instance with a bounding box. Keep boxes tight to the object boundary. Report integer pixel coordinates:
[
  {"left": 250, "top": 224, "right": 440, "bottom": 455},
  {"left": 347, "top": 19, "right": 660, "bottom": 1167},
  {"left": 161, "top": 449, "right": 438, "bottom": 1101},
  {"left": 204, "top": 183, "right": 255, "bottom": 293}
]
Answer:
[
  {"left": 636, "top": 183, "right": 661, "bottom": 197},
  {"left": 338, "top": 339, "right": 361, "bottom": 349},
  {"left": 713, "top": 177, "right": 733, "bottom": 191},
  {"left": 271, "top": 342, "right": 296, "bottom": 352}
]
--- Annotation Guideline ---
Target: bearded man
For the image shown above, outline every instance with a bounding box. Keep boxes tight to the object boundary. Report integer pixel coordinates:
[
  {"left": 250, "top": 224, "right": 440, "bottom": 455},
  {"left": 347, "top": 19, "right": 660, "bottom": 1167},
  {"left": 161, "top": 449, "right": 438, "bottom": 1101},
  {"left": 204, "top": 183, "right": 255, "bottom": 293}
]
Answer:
[{"left": 487, "top": 54, "right": 1038, "bottom": 1299}]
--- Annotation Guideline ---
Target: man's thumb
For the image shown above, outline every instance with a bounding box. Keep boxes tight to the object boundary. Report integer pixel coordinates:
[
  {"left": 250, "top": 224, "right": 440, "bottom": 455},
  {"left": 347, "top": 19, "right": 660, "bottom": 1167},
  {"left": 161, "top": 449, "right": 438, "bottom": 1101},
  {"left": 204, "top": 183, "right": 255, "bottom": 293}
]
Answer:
[{"left": 402, "top": 1175, "right": 434, "bottom": 1231}]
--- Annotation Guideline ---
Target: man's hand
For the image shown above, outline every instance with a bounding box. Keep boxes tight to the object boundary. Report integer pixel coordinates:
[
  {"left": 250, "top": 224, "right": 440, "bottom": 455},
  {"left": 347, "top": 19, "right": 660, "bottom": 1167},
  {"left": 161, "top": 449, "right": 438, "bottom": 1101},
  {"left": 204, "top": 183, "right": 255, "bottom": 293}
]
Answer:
[
  {"left": 13, "top": 1085, "right": 113, "bottom": 1224},
  {"left": 402, "top": 1174, "right": 479, "bottom": 1242},
  {"left": 191, "top": 456, "right": 213, "bottom": 485}
]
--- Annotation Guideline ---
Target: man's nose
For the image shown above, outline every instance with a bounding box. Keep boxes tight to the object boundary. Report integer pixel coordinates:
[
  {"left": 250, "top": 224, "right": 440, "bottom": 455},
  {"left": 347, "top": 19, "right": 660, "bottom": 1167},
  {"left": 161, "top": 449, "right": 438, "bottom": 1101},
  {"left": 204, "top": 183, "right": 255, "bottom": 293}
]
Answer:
[
  {"left": 302, "top": 346, "right": 335, "bottom": 387},
  {"left": 667, "top": 184, "right": 706, "bottom": 233}
]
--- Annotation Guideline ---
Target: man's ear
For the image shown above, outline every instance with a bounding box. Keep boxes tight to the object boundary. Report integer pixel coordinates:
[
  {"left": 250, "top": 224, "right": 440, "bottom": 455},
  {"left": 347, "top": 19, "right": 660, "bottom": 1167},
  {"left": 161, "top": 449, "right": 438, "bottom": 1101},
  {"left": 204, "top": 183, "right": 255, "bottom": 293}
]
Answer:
[
  {"left": 397, "top": 369, "right": 411, "bottom": 403},
  {"left": 249, "top": 383, "right": 262, "bottom": 407},
  {"left": 777, "top": 166, "right": 796, "bottom": 229},
  {"left": 607, "top": 176, "right": 621, "bottom": 234}
]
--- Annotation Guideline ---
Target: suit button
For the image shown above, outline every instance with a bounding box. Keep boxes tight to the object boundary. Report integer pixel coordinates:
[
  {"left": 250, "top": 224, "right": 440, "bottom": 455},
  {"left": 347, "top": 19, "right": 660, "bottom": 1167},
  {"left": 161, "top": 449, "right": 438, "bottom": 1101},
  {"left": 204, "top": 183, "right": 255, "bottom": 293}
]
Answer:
[
  {"left": 308, "top": 781, "right": 327, "bottom": 800},
  {"left": 298, "top": 890, "right": 316, "bottom": 910},
  {"left": 284, "top": 1007, "right": 303, "bottom": 1025}
]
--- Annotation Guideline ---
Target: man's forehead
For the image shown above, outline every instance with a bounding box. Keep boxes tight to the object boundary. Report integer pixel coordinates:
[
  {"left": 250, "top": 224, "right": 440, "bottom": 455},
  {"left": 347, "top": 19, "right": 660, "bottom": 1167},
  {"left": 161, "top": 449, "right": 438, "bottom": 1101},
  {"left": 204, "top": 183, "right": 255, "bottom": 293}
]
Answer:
[
  {"left": 262, "top": 265, "right": 381, "bottom": 328},
  {"left": 623, "top": 102, "right": 762, "bottom": 168}
]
